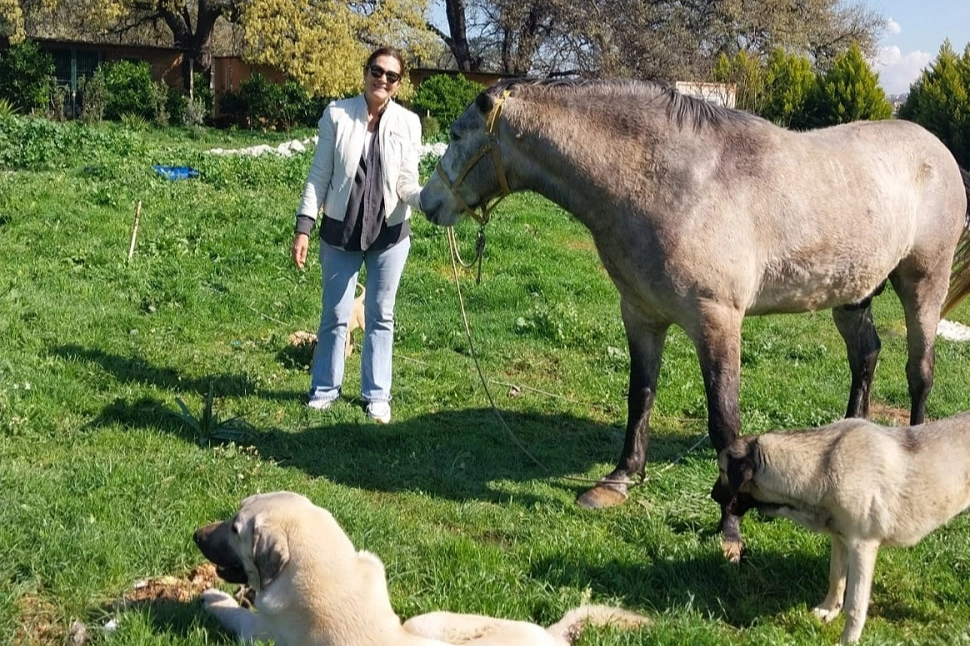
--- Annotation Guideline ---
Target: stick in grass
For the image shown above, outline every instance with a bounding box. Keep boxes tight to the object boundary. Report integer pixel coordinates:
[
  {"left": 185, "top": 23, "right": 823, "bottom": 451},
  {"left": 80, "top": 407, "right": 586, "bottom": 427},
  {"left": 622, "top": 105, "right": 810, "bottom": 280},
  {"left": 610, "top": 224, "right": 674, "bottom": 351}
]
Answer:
[{"left": 128, "top": 200, "right": 142, "bottom": 262}]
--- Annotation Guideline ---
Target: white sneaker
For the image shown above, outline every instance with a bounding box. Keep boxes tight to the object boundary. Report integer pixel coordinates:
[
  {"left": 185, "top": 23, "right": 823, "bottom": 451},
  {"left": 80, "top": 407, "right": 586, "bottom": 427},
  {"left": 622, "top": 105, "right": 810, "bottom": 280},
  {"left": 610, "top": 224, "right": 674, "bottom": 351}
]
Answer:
[
  {"left": 365, "top": 401, "right": 391, "bottom": 424},
  {"left": 307, "top": 397, "right": 334, "bottom": 410}
]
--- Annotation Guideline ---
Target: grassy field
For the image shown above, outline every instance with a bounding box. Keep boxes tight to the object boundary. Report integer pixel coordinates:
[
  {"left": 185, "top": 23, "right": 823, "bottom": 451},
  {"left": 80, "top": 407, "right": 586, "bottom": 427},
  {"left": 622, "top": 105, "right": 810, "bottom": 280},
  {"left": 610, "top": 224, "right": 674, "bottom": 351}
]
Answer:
[{"left": 3, "top": 115, "right": 970, "bottom": 645}]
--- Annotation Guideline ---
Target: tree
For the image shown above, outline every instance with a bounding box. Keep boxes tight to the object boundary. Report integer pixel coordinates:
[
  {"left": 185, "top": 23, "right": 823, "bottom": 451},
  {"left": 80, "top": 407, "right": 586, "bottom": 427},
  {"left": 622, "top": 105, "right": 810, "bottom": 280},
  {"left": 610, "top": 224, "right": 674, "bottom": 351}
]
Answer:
[
  {"left": 712, "top": 49, "right": 767, "bottom": 114},
  {"left": 0, "top": 0, "right": 25, "bottom": 46},
  {"left": 761, "top": 48, "right": 816, "bottom": 129},
  {"left": 240, "top": 0, "right": 437, "bottom": 98},
  {"left": 432, "top": 0, "right": 885, "bottom": 81},
  {"left": 7, "top": 0, "right": 436, "bottom": 99},
  {"left": 898, "top": 41, "right": 970, "bottom": 168},
  {"left": 806, "top": 42, "right": 892, "bottom": 127}
]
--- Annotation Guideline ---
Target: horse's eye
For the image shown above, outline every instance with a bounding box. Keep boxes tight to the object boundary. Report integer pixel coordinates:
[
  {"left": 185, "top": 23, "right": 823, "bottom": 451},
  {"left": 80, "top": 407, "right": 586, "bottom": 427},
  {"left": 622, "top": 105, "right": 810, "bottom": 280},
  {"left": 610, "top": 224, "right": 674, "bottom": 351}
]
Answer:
[{"left": 450, "top": 130, "right": 460, "bottom": 142}]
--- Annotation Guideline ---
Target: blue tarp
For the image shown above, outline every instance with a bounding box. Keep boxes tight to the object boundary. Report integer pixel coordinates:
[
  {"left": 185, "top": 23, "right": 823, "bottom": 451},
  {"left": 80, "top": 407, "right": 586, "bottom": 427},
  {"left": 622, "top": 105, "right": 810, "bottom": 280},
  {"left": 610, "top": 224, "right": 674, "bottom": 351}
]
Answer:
[{"left": 153, "top": 165, "right": 200, "bottom": 180}]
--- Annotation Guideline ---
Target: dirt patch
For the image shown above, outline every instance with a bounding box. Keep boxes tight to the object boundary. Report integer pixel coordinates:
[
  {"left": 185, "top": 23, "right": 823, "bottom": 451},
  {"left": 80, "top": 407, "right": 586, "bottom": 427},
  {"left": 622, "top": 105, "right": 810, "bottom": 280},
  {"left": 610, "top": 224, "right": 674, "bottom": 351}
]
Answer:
[
  {"left": 869, "top": 401, "right": 911, "bottom": 426},
  {"left": 13, "top": 563, "right": 244, "bottom": 645},
  {"left": 13, "top": 594, "right": 61, "bottom": 646},
  {"left": 117, "top": 563, "right": 219, "bottom": 607}
]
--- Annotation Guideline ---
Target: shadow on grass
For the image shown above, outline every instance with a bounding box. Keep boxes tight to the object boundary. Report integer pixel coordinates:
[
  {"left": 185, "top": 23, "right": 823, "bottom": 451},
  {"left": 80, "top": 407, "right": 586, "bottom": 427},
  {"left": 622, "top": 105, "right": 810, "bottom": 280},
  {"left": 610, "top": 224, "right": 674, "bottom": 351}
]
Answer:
[
  {"left": 52, "top": 344, "right": 295, "bottom": 402},
  {"left": 56, "top": 343, "right": 717, "bottom": 507},
  {"left": 532, "top": 547, "right": 831, "bottom": 629}
]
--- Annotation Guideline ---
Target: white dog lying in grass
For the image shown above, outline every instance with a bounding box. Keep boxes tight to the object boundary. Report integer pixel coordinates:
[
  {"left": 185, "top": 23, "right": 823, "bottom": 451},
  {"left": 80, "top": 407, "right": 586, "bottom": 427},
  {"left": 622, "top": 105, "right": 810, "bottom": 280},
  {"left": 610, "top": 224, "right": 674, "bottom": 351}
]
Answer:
[{"left": 194, "top": 491, "right": 651, "bottom": 646}]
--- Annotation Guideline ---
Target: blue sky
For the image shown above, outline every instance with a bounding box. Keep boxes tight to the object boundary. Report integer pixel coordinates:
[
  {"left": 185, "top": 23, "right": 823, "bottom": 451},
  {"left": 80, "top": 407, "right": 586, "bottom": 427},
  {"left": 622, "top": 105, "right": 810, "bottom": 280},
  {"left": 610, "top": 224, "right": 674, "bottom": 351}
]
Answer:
[{"left": 868, "top": 0, "right": 970, "bottom": 94}]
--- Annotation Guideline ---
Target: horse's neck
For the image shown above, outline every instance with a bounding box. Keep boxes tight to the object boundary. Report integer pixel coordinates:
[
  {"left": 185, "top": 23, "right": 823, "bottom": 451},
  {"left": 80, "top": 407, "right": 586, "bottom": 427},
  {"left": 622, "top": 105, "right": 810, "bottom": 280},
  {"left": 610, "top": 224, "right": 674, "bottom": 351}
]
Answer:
[{"left": 506, "top": 110, "right": 669, "bottom": 234}]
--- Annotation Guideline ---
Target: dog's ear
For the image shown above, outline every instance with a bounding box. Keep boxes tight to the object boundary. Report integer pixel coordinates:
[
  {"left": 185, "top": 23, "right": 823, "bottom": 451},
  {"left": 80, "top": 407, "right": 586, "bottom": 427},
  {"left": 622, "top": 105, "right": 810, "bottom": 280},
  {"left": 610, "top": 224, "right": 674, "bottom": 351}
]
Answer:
[
  {"left": 726, "top": 439, "right": 761, "bottom": 493},
  {"left": 251, "top": 519, "right": 289, "bottom": 590}
]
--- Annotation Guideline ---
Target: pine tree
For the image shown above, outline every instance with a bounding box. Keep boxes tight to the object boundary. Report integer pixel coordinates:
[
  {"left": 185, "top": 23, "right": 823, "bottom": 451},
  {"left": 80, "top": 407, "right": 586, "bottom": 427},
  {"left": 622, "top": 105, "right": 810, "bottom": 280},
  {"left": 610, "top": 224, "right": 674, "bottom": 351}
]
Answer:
[
  {"left": 808, "top": 42, "right": 892, "bottom": 127},
  {"left": 898, "top": 41, "right": 970, "bottom": 168},
  {"left": 761, "top": 48, "right": 816, "bottom": 129},
  {"left": 712, "top": 50, "right": 766, "bottom": 114}
]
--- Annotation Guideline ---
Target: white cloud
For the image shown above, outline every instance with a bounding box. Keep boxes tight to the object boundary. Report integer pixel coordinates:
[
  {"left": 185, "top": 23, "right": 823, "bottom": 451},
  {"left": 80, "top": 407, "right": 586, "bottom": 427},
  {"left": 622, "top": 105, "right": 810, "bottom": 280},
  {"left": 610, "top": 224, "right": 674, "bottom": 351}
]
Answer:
[
  {"left": 886, "top": 18, "right": 901, "bottom": 35},
  {"left": 873, "top": 45, "right": 932, "bottom": 95}
]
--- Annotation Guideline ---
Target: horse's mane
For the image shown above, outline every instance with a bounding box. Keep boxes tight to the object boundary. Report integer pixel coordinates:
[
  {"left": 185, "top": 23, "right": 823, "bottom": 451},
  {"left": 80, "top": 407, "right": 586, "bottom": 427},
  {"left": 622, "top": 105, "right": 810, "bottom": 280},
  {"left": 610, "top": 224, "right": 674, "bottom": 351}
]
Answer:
[{"left": 486, "top": 77, "right": 756, "bottom": 131}]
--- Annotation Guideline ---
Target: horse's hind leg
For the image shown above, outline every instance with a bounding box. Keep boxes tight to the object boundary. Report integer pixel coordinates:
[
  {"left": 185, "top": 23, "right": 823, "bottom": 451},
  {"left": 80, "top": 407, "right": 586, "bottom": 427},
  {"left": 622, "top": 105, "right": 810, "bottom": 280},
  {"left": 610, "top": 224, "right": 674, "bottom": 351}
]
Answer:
[
  {"left": 576, "top": 305, "right": 668, "bottom": 509},
  {"left": 890, "top": 267, "right": 948, "bottom": 424},
  {"left": 832, "top": 302, "right": 881, "bottom": 419}
]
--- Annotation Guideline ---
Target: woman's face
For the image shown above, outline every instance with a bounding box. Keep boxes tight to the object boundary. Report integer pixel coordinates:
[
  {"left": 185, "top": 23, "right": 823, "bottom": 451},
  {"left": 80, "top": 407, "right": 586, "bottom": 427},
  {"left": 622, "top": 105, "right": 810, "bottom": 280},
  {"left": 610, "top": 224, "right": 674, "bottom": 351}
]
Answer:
[{"left": 363, "top": 55, "right": 403, "bottom": 107}]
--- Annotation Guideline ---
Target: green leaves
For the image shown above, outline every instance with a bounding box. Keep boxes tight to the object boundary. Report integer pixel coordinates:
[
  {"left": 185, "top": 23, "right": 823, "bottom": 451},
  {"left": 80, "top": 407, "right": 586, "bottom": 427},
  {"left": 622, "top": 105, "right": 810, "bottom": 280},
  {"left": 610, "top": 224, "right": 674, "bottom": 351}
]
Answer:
[
  {"left": 171, "top": 387, "right": 252, "bottom": 447},
  {"left": 899, "top": 41, "right": 970, "bottom": 168}
]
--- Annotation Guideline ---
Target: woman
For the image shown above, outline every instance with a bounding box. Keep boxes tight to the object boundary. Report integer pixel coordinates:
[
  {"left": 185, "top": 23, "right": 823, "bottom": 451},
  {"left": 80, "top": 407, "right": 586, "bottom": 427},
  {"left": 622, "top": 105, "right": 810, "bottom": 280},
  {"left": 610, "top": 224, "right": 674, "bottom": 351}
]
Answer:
[{"left": 291, "top": 47, "right": 422, "bottom": 423}]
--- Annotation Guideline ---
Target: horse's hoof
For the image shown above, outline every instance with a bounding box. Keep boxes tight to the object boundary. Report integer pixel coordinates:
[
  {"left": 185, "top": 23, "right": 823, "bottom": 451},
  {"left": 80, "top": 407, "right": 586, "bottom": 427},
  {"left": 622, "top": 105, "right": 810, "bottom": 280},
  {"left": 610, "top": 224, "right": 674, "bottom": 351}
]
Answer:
[
  {"left": 576, "top": 484, "right": 628, "bottom": 509},
  {"left": 722, "top": 538, "right": 744, "bottom": 564}
]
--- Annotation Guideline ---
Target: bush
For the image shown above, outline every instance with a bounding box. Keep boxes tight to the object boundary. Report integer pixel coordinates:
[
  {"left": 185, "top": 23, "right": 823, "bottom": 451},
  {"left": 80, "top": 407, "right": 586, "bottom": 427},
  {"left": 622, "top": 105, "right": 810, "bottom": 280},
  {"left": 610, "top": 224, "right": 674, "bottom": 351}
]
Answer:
[
  {"left": 78, "top": 69, "right": 107, "bottom": 124},
  {"left": 0, "top": 40, "right": 55, "bottom": 114},
  {"left": 420, "top": 113, "right": 441, "bottom": 141},
  {"left": 240, "top": 72, "right": 284, "bottom": 129},
  {"left": 411, "top": 74, "right": 485, "bottom": 130},
  {"left": 166, "top": 86, "right": 188, "bottom": 125},
  {"left": 102, "top": 60, "right": 157, "bottom": 121}
]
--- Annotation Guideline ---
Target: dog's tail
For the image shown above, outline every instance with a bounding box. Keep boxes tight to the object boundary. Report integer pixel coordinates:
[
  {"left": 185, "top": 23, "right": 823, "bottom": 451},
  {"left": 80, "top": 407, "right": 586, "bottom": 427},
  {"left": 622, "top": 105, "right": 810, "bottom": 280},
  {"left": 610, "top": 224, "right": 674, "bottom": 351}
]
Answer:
[{"left": 545, "top": 604, "right": 651, "bottom": 644}]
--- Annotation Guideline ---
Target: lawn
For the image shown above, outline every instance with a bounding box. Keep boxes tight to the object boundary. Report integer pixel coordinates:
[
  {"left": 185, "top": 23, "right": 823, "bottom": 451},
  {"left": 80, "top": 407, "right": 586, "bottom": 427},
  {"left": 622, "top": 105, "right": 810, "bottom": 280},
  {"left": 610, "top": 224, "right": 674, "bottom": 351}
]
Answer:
[{"left": 3, "top": 115, "right": 970, "bottom": 645}]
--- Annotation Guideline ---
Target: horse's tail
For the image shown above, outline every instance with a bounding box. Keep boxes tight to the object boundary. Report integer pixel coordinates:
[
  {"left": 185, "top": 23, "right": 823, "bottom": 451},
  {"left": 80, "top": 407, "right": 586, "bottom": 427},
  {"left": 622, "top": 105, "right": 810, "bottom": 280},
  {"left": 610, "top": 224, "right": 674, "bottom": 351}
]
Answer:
[{"left": 942, "top": 168, "right": 970, "bottom": 316}]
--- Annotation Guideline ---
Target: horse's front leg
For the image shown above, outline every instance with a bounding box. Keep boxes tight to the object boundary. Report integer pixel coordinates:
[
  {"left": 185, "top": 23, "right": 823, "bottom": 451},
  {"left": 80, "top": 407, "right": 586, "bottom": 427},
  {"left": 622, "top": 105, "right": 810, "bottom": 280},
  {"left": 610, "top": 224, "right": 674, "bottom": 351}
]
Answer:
[
  {"left": 690, "top": 305, "right": 744, "bottom": 562},
  {"left": 576, "top": 308, "right": 668, "bottom": 509}
]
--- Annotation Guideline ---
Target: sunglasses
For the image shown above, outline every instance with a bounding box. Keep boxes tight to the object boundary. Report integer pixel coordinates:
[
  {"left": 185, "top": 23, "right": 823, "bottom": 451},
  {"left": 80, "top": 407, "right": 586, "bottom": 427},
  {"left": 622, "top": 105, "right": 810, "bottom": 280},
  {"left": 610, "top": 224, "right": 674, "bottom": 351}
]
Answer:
[{"left": 365, "top": 64, "right": 402, "bottom": 84}]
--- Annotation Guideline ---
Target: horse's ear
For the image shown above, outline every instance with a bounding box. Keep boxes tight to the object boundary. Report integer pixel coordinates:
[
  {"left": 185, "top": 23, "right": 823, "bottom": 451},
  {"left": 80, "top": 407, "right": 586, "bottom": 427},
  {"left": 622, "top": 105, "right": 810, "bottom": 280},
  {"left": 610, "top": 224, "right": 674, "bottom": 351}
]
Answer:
[{"left": 475, "top": 91, "right": 494, "bottom": 115}]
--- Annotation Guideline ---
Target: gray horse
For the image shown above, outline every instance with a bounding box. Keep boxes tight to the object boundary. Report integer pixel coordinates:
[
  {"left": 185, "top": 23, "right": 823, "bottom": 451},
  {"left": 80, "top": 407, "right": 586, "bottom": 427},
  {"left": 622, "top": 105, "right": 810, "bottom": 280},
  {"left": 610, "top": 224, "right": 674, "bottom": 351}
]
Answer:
[{"left": 419, "top": 79, "right": 970, "bottom": 560}]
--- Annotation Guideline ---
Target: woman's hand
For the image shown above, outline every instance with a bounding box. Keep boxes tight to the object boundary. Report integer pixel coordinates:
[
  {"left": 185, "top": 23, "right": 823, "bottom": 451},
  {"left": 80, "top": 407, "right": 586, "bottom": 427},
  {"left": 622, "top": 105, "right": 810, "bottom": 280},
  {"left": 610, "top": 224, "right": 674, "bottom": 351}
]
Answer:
[{"left": 291, "top": 233, "right": 309, "bottom": 270}]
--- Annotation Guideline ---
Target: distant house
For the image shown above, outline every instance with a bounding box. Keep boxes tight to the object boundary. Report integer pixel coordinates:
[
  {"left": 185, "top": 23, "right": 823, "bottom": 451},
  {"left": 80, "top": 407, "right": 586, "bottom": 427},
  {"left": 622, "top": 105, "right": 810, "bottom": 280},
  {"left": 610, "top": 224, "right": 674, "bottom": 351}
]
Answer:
[
  {"left": 28, "top": 38, "right": 282, "bottom": 118},
  {"left": 675, "top": 81, "right": 737, "bottom": 108}
]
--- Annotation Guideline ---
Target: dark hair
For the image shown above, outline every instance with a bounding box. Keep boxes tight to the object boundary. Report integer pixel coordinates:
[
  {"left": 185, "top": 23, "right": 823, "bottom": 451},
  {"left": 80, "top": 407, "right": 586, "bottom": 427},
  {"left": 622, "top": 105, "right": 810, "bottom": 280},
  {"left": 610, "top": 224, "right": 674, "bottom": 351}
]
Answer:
[{"left": 366, "top": 47, "right": 407, "bottom": 77}]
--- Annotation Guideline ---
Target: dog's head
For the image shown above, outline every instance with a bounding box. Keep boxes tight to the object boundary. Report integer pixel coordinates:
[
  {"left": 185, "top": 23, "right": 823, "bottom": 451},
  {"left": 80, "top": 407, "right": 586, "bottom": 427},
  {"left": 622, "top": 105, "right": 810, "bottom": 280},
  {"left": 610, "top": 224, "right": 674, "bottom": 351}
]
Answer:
[
  {"left": 194, "top": 491, "right": 333, "bottom": 592},
  {"left": 718, "top": 436, "right": 764, "bottom": 496}
]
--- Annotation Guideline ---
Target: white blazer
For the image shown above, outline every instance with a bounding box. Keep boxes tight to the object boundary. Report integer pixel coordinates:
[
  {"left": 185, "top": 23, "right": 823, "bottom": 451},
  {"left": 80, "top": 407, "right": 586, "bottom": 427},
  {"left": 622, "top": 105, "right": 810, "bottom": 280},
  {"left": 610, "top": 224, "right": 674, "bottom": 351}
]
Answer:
[{"left": 298, "top": 94, "right": 422, "bottom": 227}]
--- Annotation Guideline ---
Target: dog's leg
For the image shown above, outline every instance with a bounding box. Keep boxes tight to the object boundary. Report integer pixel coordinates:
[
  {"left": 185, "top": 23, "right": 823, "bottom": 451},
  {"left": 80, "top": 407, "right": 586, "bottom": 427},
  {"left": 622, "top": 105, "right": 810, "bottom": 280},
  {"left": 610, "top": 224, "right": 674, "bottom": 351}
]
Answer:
[
  {"left": 201, "top": 588, "right": 267, "bottom": 644},
  {"left": 840, "top": 540, "right": 880, "bottom": 644},
  {"left": 813, "top": 535, "right": 848, "bottom": 622}
]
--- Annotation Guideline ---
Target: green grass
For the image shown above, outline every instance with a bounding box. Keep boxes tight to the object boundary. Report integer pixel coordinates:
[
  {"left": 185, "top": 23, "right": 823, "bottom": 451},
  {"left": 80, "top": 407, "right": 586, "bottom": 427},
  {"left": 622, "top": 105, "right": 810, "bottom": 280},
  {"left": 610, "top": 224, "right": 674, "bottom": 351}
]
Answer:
[{"left": 3, "top": 114, "right": 970, "bottom": 645}]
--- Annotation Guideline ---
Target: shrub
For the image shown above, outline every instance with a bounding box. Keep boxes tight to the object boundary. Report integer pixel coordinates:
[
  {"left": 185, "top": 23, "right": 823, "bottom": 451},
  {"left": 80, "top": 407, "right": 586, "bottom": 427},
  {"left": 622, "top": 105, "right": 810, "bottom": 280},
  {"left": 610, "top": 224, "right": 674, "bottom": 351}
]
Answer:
[
  {"left": 166, "top": 86, "right": 188, "bottom": 125},
  {"left": 239, "top": 72, "right": 284, "bottom": 129},
  {"left": 102, "top": 60, "right": 157, "bottom": 121},
  {"left": 0, "top": 40, "right": 55, "bottom": 114},
  {"left": 78, "top": 70, "right": 107, "bottom": 124},
  {"left": 420, "top": 113, "right": 441, "bottom": 142},
  {"left": 411, "top": 74, "right": 485, "bottom": 130},
  {"left": 184, "top": 96, "right": 207, "bottom": 127}
]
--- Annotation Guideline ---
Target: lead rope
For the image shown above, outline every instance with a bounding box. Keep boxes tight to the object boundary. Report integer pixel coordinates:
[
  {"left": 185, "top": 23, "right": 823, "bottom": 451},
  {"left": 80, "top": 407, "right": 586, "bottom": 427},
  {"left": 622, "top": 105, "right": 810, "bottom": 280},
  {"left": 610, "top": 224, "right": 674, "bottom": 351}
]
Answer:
[
  {"left": 445, "top": 235, "right": 708, "bottom": 488},
  {"left": 446, "top": 223, "right": 487, "bottom": 284}
]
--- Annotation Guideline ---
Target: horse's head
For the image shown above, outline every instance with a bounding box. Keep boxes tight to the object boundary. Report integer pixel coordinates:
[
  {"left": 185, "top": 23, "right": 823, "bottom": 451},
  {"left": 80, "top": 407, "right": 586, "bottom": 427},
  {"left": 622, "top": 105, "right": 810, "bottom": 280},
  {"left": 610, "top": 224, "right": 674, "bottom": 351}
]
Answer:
[{"left": 420, "top": 87, "right": 513, "bottom": 227}]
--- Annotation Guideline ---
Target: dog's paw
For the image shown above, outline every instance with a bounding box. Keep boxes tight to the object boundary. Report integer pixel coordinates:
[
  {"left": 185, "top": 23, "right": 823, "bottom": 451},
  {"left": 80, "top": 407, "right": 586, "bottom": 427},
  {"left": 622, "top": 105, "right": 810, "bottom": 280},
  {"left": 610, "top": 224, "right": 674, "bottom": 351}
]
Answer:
[
  {"left": 812, "top": 604, "right": 842, "bottom": 623},
  {"left": 201, "top": 588, "right": 238, "bottom": 610}
]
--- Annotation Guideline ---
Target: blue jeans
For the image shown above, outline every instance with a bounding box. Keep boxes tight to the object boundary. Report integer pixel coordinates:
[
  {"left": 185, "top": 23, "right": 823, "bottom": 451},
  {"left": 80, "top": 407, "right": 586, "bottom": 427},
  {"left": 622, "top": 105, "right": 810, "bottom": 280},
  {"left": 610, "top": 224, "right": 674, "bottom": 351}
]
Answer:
[{"left": 308, "top": 237, "right": 410, "bottom": 404}]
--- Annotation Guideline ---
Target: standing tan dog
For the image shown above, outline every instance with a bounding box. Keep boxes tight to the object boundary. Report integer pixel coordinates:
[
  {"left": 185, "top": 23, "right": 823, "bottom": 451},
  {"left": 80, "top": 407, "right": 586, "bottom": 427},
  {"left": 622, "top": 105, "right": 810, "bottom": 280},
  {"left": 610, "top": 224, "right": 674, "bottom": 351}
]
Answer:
[
  {"left": 194, "top": 491, "right": 651, "bottom": 646},
  {"left": 718, "top": 411, "right": 970, "bottom": 643}
]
